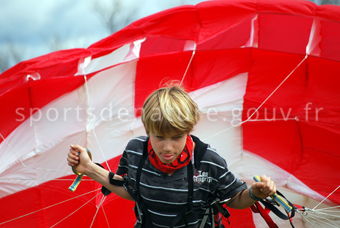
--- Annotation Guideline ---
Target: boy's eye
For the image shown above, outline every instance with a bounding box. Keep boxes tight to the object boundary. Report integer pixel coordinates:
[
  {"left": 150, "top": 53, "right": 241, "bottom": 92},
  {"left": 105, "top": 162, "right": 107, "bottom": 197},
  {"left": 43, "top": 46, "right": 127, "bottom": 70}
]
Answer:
[
  {"left": 173, "top": 135, "right": 184, "bottom": 139},
  {"left": 155, "top": 134, "right": 184, "bottom": 140}
]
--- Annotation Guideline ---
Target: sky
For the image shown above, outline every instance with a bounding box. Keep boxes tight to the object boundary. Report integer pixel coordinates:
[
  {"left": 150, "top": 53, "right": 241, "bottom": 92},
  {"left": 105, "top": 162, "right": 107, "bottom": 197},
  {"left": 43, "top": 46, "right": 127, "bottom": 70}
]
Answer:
[{"left": 0, "top": 0, "right": 204, "bottom": 71}]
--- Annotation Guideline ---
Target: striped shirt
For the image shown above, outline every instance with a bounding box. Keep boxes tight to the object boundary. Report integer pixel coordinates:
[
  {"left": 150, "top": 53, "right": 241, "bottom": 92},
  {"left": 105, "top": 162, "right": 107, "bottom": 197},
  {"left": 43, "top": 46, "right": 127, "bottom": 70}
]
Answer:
[{"left": 117, "top": 136, "right": 247, "bottom": 228}]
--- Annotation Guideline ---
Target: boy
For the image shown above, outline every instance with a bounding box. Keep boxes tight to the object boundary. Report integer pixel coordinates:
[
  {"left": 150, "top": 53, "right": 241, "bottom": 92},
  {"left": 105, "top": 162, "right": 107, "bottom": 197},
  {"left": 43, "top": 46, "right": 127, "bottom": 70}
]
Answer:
[{"left": 67, "top": 85, "right": 276, "bottom": 227}]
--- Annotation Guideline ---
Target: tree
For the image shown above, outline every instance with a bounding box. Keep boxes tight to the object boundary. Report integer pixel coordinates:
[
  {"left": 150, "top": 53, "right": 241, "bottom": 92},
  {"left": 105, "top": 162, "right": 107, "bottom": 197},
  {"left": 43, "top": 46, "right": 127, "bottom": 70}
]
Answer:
[
  {"left": 310, "top": 0, "right": 340, "bottom": 5},
  {"left": 93, "top": 0, "right": 138, "bottom": 34},
  {"left": 0, "top": 40, "right": 24, "bottom": 73}
]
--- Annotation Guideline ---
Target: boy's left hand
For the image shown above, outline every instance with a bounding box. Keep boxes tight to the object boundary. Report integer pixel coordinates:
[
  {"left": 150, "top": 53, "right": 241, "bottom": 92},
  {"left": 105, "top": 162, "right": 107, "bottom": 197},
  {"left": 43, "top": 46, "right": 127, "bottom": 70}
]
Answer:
[{"left": 250, "top": 175, "right": 276, "bottom": 199}]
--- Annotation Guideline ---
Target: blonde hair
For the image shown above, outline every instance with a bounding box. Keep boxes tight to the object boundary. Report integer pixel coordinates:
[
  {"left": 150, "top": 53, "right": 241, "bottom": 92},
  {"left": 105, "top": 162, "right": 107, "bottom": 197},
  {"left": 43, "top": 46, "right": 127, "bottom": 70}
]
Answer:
[{"left": 141, "top": 85, "right": 200, "bottom": 136}]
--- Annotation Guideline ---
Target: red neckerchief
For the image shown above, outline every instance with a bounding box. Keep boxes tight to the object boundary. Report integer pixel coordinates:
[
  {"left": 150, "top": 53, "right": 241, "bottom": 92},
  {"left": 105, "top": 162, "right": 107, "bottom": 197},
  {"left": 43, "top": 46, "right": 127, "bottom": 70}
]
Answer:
[{"left": 147, "top": 135, "right": 193, "bottom": 174}]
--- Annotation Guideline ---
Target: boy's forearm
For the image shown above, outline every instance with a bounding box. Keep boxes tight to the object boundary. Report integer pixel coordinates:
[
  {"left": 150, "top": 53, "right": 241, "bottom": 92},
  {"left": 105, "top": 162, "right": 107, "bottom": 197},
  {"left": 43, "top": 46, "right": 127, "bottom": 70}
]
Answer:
[
  {"left": 85, "top": 163, "right": 134, "bottom": 201},
  {"left": 227, "top": 189, "right": 257, "bottom": 209}
]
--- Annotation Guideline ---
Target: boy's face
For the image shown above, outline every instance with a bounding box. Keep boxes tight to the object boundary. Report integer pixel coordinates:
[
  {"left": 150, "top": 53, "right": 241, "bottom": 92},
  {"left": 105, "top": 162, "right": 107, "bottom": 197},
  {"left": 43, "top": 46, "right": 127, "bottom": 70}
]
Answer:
[{"left": 149, "top": 131, "right": 188, "bottom": 164}]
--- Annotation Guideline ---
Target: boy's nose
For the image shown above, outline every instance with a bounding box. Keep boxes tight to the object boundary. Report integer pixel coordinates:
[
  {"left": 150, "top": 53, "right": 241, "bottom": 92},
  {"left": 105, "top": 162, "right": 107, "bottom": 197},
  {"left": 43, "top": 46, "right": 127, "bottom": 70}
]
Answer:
[{"left": 162, "top": 141, "right": 173, "bottom": 152}]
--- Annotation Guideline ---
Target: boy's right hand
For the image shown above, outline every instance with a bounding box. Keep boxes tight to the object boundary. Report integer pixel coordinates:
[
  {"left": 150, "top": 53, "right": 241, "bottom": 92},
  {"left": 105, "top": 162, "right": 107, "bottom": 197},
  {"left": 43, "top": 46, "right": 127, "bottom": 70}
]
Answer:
[{"left": 67, "top": 145, "right": 92, "bottom": 175}]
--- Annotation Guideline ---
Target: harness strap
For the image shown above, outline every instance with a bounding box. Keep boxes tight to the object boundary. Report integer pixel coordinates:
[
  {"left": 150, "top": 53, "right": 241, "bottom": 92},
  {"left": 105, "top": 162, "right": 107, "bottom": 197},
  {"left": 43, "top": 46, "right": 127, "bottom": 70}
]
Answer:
[
  {"left": 187, "top": 162, "right": 194, "bottom": 206},
  {"left": 211, "top": 207, "right": 215, "bottom": 227},
  {"left": 260, "top": 200, "right": 292, "bottom": 220},
  {"left": 199, "top": 207, "right": 211, "bottom": 228},
  {"left": 135, "top": 137, "right": 150, "bottom": 227},
  {"left": 192, "top": 135, "right": 231, "bottom": 228},
  {"left": 135, "top": 139, "right": 148, "bottom": 201},
  {"left": 251, "top": 202, "right": 279, "bottom": 228},
  {"left": 260, "top": 191, "right": 296, "bottom": 221},
  {"left": 251, "top": 190, "right": 297, "bottom": 228},
  {"left": 182, "top": 162, "right": 194, "bottom": 227}
]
